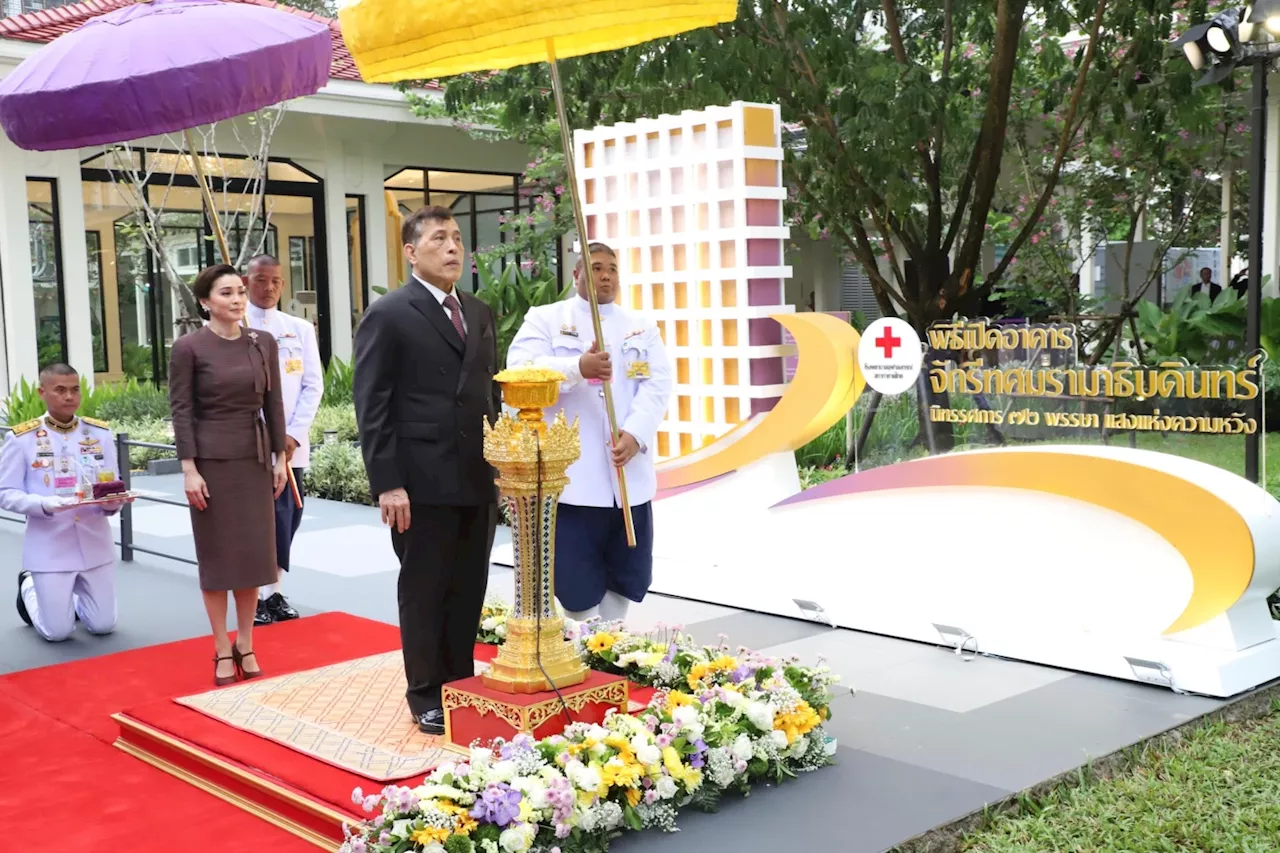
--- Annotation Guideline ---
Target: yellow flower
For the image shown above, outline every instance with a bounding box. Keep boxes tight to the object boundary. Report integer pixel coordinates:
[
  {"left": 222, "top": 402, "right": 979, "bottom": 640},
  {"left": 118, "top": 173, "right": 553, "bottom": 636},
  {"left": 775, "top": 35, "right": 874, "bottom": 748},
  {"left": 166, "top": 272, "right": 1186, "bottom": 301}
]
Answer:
[
  {"left": 709, "top": 655, "right": 738, "bottom": 672},
  {"left": 686, "top": 663, "right": 711, "bottom": 688},
  {"left": 600, "top": 760, "right": 644, "bottom": 790},
  {"left": 666, "top": 691, "right": 697, "bottom": 709},
  {"left": 626, "top": 787, "right": 642, "bottom": 807},
  {"left": 519, "top": 798, "right": 534, "bottom": 823},
  {"left": 411, "top": 826, "right": 451, "bottom": 845},
  {"left": 455, "top": 813, "right": 478, "bottom": 836},
  {"left": 773, "top": 701, "right": 822, "bottom": 744},
  {"left": 586, "top": 633, "right": 618, "bottom": 654}
]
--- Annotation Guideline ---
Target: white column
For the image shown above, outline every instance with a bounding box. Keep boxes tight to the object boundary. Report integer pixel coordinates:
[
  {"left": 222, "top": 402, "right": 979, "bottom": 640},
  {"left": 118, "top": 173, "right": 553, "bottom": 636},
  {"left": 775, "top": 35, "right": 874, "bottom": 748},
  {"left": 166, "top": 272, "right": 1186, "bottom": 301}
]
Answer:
[
  {"left": 323, "top": 144, "right": 353, "bottom": 363},
  {"left": 0, "top": 133, "right": 37, "bottom": 388},
  {"left": 364, "top": 157, "right": 389, "bottom": 303},
  {"left": 1263, "top": 83, "right": 1280, "bottom": 298},
  {"left": 1221, "top": 168, "right": 1234, "bottom": 287},
  {"left": 53, "top": 152, "right": 93, "bottom": 387}
]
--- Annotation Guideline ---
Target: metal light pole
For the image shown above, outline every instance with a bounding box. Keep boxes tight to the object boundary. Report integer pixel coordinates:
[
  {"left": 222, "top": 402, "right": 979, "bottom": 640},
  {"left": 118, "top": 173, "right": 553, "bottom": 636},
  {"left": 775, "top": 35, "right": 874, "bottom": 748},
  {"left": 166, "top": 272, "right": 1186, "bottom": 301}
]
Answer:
[
  {"left": 1174, "top": 4, "right": 1280, "bottom": 485},
  {"left": 1246, "top": 60, "right": 1267, "bottom": 484}
]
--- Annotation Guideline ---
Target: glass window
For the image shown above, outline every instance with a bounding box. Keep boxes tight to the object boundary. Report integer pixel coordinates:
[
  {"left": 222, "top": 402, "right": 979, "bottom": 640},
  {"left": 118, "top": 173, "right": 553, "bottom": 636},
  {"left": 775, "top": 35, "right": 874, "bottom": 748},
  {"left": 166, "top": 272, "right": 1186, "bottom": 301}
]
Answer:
[
  {"left": 86, "top": 231, "right": 107, "bottom": 373},
  {"left": 384, "top": 168, "right": 425, "bottom": 191},
  {"left": 27, "top": 179, "right": 65, "bottom": 368},
  {"left": 346, "top": 195, "right": 369, "bottom": 325},
  {"left": 112, "top": 214, "right": 153, "bottom": 382},
  {"left": 428, "top": 171, "right": 517, "bottom": 193}
]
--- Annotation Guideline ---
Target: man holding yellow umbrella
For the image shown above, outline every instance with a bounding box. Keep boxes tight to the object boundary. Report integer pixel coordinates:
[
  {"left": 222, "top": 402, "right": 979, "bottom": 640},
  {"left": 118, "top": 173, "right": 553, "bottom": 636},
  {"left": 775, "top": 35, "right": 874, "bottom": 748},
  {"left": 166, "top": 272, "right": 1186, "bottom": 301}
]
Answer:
[{"left": 338, "top": 0, "right": 737, "bottom": 547}]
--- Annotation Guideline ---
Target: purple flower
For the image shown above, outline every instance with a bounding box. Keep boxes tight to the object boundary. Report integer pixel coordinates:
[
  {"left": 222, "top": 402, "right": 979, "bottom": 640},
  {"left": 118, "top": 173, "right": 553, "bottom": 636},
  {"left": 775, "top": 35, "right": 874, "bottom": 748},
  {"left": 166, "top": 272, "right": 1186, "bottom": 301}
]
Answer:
[
  {"left": 349, "top": 839, "right": 367, "bottom": 853},
  {"left": 351, "top": 787, "right": 365, "bottom": 805},
  {"left": 361, "top": 795, "right": 380, "bottom": 812},
  {"left": 378, "top": 831, "right": 392, "bottom": 845},
  {"left": 555, "top": 184, "right": 565, "bottom": 195},
  {"left": 657, "top": 734, "right": 673, "bottom": 748},
  {"left": 470, "top": 782, "right": 523, "bottom": 827},
  {"left": 731, "top": 664, "right": 754, "bottom": 684}
]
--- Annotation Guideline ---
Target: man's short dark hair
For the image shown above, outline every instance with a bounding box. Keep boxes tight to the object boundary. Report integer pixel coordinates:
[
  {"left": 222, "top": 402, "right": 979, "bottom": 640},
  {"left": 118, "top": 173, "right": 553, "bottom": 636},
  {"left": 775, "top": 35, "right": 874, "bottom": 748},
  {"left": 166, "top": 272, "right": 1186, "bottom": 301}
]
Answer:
[
  {"left": 247, "top": 254, "right": 281, "bottom": 274},
  {"left": 575, "top": 242, "right": 617, "bottom": 271},
  {"left": 38, "top": 362, "right": 77, "bottom": 383},
  {"left": 402, "top": 205, "right": 456, "bottom": 247}
]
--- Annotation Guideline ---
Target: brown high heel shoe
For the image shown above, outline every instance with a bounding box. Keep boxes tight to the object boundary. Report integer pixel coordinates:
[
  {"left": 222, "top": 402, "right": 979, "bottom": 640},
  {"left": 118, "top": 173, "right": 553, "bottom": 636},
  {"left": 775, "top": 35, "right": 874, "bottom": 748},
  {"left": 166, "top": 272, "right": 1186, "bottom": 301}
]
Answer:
[
  {"left": 232, "top": 646, "right": 263, "bottom": 680},
  {"left": 213, "top": 654, "right": 237, "bottom": 686}
]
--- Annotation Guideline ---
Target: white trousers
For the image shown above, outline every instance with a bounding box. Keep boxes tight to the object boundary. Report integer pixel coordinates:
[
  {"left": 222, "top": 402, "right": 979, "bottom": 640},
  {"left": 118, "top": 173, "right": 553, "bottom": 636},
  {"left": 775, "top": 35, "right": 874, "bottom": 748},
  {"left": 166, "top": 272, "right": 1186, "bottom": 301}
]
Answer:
[
  {"left": 566, "top": 590, "right": 631, "bottom": 626},
  {"left": 22, "top": 562, "right": 117, "bottom": 642}
]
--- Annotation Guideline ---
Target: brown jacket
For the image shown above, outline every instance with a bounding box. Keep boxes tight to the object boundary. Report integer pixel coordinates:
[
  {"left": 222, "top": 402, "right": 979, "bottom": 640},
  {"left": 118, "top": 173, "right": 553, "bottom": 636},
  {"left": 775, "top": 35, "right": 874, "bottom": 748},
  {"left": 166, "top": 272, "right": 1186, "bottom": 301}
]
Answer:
[{"left": 168, "top": 326, "right": 286, "bottom": 463}]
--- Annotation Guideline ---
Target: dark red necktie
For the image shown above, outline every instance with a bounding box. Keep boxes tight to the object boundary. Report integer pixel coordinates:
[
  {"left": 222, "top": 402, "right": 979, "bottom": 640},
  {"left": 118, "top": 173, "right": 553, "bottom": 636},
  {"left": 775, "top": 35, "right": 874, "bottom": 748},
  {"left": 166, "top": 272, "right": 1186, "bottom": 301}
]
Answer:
[{"left": 442, "top": 293, "right": 466, "bottom": 342}]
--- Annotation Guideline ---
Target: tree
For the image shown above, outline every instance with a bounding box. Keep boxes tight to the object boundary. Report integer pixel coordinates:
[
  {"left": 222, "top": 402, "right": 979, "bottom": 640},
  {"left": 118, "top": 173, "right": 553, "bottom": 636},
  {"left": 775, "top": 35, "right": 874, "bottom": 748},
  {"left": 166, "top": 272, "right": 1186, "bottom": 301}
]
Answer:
[{"left": 103, "top": 107, "right": 285, "bottom": 336}]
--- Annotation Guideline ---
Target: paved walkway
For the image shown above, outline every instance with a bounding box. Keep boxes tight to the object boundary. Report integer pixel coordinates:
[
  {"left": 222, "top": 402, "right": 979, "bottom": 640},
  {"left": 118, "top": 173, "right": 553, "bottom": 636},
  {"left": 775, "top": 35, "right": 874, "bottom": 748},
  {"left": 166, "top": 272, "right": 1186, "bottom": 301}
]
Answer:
[{"left": 0, "top": 474, "right": 1227, "bottom": 852}]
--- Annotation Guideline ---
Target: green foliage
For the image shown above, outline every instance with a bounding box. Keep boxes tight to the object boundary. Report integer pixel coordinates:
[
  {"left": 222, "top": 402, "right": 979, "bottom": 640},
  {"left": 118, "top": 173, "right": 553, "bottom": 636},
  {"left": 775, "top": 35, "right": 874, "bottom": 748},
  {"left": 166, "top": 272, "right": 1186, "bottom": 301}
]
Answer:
[
  {"left": 322, "top": 357, "right": 355, "bottom": 407},
  {"left": 303, "top": 442, "right": 373, "bottom": 506},
  {"left": 309, "top": 404, "right": 359, "bottom": 446},
  {"left": 795, "top": 420, "right": 845, "bottom": 469},
  {"left": 1135, "top": 288, "right": 1245, "bottom": 364},
  {"left": 121, "top": 343, "right": 154, "bottom": 382},
  {"left": 474, "top": 257, "right": 573, "bottom": 369},
  {"left": 1, "top": 377, "right": 46, "bottom": 426},
  {"left": 115, "top": 417, "right": 176, "bottom": 470},
  {"left": 87, "top": 378, "right": 170, "bottom": 421}
]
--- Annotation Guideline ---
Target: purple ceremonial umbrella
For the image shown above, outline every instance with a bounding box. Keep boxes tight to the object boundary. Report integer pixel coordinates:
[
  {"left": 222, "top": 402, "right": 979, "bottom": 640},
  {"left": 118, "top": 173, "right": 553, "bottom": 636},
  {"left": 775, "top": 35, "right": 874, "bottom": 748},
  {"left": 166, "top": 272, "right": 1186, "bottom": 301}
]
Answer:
[{"left": 0, "top": 0, "right": 333, "bottom": 151}]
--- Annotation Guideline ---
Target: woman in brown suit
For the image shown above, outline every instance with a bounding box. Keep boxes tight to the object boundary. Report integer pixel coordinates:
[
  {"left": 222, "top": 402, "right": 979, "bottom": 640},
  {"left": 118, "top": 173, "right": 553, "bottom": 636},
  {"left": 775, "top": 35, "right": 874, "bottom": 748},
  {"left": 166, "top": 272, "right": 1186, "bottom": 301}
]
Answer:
[{"left": 169, "top": 264, "right": 288, "bottom": 685}]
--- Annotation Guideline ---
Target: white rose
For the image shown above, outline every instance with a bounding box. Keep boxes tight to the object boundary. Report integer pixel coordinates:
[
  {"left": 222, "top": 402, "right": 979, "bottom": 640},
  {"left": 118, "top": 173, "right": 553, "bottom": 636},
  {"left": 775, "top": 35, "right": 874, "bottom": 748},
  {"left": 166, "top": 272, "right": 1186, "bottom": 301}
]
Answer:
[
  {"left": 684, "top": 721, "right": 705, "bottom": 741},
  {"left": 745, "top": 701, "right": 775, "bottom": 732},
  {"left": 496, "top": 624, "right": 507, "bottom": 638},
  {"left": 424, "top": 845, "right": 446, "bottom": 853},
  {"left": 770, "top": 730, "right": 789, "bottom": 749},
  {"left": 655, "top": 776, "right": 678, "bottom": 799},
  {"left": 636, "top": 744, "right": 662, "bottom": 767},
  {"left": 671, "top": 706, "right": 698, "bottom": 728},
  {"left": 471, "top": 747, "right": 494, "bottom": 766},
  {"left": 499, "top": 825, "right": 533, "bottom": 853},
  {"left": 490, "top": 760, "right": 518, "bottom": 782},
  {"left": 481, "top": 617, "right": 497, "bottom": 631},
  {"left": 732, "top": 734, "right": 754, "bottom": 761}
]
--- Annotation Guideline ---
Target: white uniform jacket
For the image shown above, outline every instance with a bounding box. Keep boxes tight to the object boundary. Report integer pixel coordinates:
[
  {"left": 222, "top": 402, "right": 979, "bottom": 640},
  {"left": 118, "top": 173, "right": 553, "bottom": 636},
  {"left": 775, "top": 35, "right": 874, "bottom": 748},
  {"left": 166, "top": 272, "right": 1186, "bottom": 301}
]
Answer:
[
  {"left": 246, "top": 304, "right": 323, "bottom": 469},
  {"left": 508, "top": 295, "right": 673, "bottom": 508},
  {"left": 0, "top": 414, "right": 121, "bottom": 573}
]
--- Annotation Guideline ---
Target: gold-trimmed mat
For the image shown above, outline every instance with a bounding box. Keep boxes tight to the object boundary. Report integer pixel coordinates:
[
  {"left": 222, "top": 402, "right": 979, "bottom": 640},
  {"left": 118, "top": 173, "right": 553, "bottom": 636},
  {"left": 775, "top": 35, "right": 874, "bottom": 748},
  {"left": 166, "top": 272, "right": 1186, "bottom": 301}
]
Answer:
[{"left": 174, "top": 651, "right": 479, "bottom": 782}]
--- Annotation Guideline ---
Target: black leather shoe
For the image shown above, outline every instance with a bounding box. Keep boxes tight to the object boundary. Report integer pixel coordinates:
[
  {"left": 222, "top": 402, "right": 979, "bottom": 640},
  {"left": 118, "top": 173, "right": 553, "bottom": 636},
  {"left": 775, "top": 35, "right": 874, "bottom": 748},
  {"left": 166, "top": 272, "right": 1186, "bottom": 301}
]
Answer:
[
  {"left": 265, "top": 592, "right": 299, "bottom": 622},
  {"left": 414, "top": 709, "right": 445, "bottom": 735},
  {"left": 15, "top": 571, "right": 32, "bottom": 627},
  {"left": 253, "top": 599, "right": 275, "bottom": 626}
]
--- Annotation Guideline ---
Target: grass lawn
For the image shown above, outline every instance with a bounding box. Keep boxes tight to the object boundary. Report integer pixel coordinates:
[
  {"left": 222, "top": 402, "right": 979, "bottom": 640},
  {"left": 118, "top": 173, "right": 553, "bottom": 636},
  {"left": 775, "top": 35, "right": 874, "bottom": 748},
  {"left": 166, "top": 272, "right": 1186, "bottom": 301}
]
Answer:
[
  {"left": 959, "top": 703, "right": 1280, "bottom": 852},
  {"left": 1064, "top": 432, "right": 1280, "bottom": 498}
]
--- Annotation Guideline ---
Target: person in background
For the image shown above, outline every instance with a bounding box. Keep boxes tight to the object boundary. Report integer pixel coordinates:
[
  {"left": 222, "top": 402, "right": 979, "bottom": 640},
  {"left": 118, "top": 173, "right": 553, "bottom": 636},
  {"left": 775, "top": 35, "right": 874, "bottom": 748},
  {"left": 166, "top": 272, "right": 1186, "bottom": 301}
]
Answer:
[
  {"left": 244, "top": 254, "right": 322, "bottom": 625},
  {"left": 169, "top": 264, "right": 288, "bottom": 686},
  {"left": 507, "top": 242, "right": 673, "bottom": 624},
  {"left": 1, "top": 363, "right": 127, "bottom": 641},
  {"left": 1190, "top": 267, "right": 1223, "bottom": 302}
]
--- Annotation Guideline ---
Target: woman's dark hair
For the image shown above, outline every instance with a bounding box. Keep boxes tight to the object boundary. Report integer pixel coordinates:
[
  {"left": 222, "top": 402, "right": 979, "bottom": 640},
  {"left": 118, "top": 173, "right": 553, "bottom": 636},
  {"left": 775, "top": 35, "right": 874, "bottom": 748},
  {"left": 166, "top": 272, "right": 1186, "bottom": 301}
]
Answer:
[{"left": 192, "top": 263, "right": 241, "bottom": 321}]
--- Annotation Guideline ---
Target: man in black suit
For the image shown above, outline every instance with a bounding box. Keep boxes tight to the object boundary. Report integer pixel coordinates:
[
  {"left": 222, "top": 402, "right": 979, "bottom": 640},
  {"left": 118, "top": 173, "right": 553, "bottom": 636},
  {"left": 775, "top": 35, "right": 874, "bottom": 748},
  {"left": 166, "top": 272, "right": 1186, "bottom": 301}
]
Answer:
[
  {"left": 1190, "top": 266, "right": 1223, "bottom": 302},
  {"left": 353, "top": 205, "right": 501, "bottom": 735}
]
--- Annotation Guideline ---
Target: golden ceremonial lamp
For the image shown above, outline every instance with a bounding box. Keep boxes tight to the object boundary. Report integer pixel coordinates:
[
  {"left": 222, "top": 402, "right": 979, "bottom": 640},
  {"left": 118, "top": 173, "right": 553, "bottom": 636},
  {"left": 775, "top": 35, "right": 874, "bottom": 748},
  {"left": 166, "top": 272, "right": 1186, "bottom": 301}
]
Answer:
[{"left": 481, "top": 366, "right": 588, "bottom": 694}]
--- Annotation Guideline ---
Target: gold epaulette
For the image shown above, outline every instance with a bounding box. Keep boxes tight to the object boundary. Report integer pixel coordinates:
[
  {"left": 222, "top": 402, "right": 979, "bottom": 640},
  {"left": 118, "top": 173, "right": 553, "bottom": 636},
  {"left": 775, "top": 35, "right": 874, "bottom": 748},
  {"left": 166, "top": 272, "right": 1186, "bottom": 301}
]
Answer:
[
  {"left": 82, "top": 416, "right": 111, "bottom": 430},
  {"left": 10, "top": 418, "right": 41, "bottom": 436}
]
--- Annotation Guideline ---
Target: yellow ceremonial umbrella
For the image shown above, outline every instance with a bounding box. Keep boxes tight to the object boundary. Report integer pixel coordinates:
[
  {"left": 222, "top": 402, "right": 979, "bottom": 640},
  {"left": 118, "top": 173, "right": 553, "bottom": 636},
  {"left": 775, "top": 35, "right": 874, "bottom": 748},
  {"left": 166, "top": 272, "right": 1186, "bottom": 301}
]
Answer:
[{"left": 339, "top": 0, "right": 737, "bottom": 546}]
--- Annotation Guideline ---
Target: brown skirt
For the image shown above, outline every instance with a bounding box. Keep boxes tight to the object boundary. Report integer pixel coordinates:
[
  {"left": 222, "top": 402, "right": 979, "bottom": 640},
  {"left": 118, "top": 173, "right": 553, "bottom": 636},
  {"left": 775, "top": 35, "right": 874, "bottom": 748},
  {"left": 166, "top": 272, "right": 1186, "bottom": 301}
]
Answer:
[{"left": 190, "top": 458, "right": 278, "bottom": 592}]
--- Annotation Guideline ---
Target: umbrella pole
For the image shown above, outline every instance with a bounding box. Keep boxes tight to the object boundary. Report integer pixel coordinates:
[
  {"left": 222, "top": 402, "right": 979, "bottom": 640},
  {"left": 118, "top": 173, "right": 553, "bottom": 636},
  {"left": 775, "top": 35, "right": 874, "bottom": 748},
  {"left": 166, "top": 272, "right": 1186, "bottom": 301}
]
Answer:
[
  {"left": 184, "top": 128, "right": 233, "bottom": 266},
  {"left": 545, "top": 38, "right": 636, "bottom": 549}
]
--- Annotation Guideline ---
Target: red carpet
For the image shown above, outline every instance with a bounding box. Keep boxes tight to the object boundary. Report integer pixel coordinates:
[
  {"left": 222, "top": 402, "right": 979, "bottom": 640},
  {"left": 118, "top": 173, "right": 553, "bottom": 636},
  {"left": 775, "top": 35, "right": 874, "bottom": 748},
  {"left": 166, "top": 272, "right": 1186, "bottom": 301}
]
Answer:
[
  {"left": 0, "top": 692, "right": 318, "bottom": 852},
  {"left": 0, "top": 612, "right": 403, "bottom": 744}
]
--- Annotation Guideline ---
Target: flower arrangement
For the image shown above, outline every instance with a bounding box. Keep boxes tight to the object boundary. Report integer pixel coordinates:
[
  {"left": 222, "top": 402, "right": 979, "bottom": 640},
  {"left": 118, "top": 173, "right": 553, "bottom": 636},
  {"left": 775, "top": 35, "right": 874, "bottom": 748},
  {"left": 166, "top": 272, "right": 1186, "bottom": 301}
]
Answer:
[
  {"left": 493, "top": 365, "right": 566, "bottom": 384},
  {"left": 476, "top": 599, "right": 511, "bottom": 645},
  {"left": 344, "top": 623, "right": 839, "bottom": 853}
]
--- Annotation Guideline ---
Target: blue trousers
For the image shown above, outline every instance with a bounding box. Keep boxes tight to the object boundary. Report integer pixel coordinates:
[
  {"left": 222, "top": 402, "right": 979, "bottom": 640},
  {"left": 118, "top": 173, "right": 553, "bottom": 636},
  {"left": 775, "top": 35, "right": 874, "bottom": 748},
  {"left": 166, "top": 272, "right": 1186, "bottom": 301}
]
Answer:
[
  {"left": 554, "top": 502, "right": 653, "bottom": 613},
  {"left": 273, "top": 468, "right": 305, "bottom": 571}
]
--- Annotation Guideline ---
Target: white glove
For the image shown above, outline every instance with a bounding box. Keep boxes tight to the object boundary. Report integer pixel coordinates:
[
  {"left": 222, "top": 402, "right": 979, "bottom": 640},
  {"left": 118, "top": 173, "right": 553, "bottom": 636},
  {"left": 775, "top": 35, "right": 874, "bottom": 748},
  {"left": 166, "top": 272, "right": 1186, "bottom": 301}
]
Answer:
[{"left": 41, "top": 496, "right": 78, "bottom": 514}]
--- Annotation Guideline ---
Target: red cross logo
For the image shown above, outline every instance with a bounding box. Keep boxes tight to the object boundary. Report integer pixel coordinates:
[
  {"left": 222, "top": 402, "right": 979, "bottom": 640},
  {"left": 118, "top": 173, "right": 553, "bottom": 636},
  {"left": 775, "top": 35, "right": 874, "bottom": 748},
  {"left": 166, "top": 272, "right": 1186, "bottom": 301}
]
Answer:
[{"left": 875, "top": 327, "right": 902, "bottom": 359}]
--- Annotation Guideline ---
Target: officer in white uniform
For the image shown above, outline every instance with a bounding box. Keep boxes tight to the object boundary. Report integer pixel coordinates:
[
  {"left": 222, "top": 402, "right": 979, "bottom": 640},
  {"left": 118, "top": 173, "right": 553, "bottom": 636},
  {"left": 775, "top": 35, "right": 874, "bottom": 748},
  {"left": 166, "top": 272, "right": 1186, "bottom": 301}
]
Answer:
[
  {"left": 507, "top": 242, "right": 673, "bottom": 623},
  {"left": 244, "top": 254, "right": 323, "bottom": 625},
  {"left": 0, "top": 364, "right": 126, "bottom": 641}
]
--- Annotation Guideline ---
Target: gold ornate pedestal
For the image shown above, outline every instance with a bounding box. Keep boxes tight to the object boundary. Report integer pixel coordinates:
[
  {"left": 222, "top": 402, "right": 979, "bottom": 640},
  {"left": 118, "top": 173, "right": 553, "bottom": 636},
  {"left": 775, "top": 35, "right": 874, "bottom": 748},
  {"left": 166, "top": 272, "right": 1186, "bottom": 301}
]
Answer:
[{"left": 480, "top": 373, "right": 588, "bottom": 694}]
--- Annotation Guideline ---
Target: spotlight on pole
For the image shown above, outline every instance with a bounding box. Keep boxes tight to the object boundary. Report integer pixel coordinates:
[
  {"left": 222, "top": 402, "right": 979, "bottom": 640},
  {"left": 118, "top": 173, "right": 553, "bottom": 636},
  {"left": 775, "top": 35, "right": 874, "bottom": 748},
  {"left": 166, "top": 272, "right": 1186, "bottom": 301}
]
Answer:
[
  {"left": 1247, "top": 1, "right": 1280, "bottom": 37},
  {"left": 1173, "top": 8, "right": 1245, "bottom": 87}
]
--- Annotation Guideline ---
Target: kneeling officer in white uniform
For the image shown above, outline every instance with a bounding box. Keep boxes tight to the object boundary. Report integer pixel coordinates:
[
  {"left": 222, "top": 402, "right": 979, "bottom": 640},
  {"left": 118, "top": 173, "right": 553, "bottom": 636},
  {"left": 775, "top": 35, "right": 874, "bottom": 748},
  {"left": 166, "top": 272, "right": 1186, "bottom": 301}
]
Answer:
[
  {"left": 0, "top": 363, "right": 127, "bottom": 641},
  {"left": 507, "top": 242, "right": 673, "bottom": 624}
]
